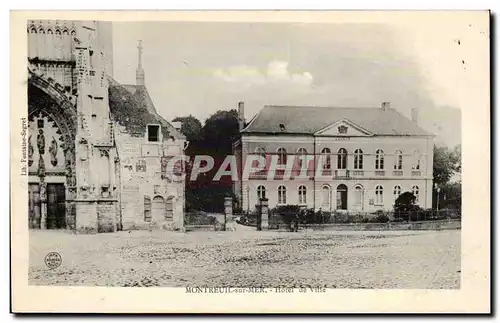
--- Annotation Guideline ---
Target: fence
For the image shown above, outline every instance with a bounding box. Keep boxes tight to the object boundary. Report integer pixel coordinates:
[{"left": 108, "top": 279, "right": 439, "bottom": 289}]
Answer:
[{"left": 237, "top": 208, "right": 461, "bottom": 230}]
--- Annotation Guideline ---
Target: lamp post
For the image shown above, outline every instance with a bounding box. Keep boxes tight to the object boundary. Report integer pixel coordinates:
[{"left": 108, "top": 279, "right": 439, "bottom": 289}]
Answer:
[
  {"left": 246, "top": 185, "right": 250, "bottom": 214},
  {"left": 434, "top": 183, "right": 441, "bottom": 214}
]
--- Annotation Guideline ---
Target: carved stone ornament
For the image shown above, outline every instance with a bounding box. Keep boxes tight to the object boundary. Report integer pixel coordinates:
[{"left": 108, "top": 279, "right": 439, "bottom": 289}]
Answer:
[{"left": 49, "top": 137, "right": 58, "bottom": 166}]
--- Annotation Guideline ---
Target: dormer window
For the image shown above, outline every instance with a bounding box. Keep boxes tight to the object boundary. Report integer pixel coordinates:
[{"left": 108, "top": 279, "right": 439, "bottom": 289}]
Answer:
[{"left": 147, "top": 124, "right": 160, "bottom": 142}]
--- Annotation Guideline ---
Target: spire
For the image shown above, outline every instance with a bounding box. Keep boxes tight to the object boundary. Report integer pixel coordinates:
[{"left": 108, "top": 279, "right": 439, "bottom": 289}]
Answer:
[{"left": 136, "top": 40, "right": 145, "bottom": 86}]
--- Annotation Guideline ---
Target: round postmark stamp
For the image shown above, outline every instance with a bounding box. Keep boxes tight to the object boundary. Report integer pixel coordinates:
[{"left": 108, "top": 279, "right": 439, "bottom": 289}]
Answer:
[{"left": 44, "top": 252, "right": 62, "bottom": 269}]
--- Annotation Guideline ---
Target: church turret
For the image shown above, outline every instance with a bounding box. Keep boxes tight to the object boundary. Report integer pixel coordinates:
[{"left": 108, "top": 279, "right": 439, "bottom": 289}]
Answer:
[{"left": 136, "top": 40, "right": 145, "bottom": 86}]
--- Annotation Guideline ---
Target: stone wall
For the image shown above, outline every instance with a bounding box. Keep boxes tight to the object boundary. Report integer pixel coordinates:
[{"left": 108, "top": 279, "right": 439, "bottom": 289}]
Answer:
[{"left": 115, "top": 126, "right": 186, "bottom": 231}]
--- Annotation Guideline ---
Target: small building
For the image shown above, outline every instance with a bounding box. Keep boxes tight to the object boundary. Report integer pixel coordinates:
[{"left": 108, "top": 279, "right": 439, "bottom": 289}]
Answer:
[{"left": 233, "top": 102, "right": 435, "bottom": 213}]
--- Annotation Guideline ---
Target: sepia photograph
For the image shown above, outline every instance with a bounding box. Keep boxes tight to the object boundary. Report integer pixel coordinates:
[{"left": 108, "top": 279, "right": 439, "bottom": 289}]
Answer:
[{"left": 11, "top": 10, "right": 490, "bottom": 313}]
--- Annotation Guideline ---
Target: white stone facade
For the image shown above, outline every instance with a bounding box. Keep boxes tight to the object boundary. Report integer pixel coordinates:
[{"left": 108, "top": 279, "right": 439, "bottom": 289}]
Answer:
[{"left": 234, "top": 105, "right": 435, "bottom": 213}]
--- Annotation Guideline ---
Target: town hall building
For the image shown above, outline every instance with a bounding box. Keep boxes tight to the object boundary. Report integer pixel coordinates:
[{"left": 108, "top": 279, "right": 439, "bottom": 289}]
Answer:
[
  {"left": 233, "top": 102, "right": 435, "bottom": 213},
  {"left": 27, "top": 20, "right": 186, "bottom": 233}
]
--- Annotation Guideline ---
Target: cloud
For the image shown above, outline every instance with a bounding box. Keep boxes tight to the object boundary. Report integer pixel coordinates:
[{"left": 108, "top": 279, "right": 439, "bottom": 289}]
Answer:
[{"left": 213, "top": 60, "right": 313, "bottom": 87}]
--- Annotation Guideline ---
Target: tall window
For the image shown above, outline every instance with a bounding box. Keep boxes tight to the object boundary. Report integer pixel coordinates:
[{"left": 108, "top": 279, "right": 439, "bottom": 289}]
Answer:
[
  {"left": 394, "top": 150, "right": 403, "bottom": 170},
  {"left": 298, "top": 185, "right": 307, "bottom": 204},
  {"left": 354, "top": 185, "right": 363, "bottom": 205},
  {"left": 144, "top": 196, "right": 152, "bottom": 222},
  {"left": 278, "top": 185, "right": 287, "bottom": 204},
  {"left": 375, "top": 185, "right": 384, "bottom": 205},
  {"left": 337, "top": 148, "right": 347, "bottom": 169},
  {"left": 297, "top": 148, "right": 307, "bottom": 168},
  {"left": 321, "top": 147, "right": 331, "bottom": 169},
  {"left": 255, "top": 147, "right": 266, "bottom": 158},
  {"left": 354, "top": 149, "right": 364, "bottom": 169},
  {"left": 412, "top": 185, "right": 420, "bottom": 203},
  {"left": 254, "top": 148, "right": 266, "bottom": 175},
  {"left": 393, "top": 185, "right": 402, "bottom": 202},
  {"left": 413, "top": 150, "right": 421, "bottom": 170},
  {"left": 277, "top": 148, "right": 287, "bottom": 165},
  {"left": 321, "top": 185, "right": 331, "bottom": 209},
  {"left": 375, "top": 149, "right": 385, "bottom": 170},
  {"left": 147, "top": 124, "right": 160, "bottom": 142},
  {"left": 257, "top": 185, "right": 266, "bottom": 200}
]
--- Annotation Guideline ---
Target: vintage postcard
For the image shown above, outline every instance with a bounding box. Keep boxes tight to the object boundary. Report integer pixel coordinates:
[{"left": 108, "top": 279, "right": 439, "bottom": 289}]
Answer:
[{"left": 11, "top": 10, "right": 490, "bottom": 313}]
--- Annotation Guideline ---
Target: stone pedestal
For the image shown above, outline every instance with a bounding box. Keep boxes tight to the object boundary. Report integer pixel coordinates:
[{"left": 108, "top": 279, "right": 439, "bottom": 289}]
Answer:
[
  {"left": 224, "top": 196, "right": 235, "bottom": 231},
  {"left": 40, "top": 203, "right": 47, "bottom": 229},
  {"left": 75, "top": 202, "right": 98, "bottom": 233},
  {"left": 260, "top": 198, "right": 269, "bottom": 231}
]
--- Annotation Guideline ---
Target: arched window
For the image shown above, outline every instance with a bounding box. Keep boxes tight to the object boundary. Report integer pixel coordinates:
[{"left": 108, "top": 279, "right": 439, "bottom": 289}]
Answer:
[
  {"left": 254, "top": 147, "right": 266, "bottom": 158},
  {"left": 62, "top": 28, "right": 69, "bottom": 35},
  {"left": 354, "top": 149, "right": 364, "bottom": 169},
  {"left": 278, "top": 185, "right": 287, "bottom": 204},
  {"left": 29, "top": 27, "right": 37, "bottom": 33},
  {"left": 394, "top": 150, "right": 403, "bottom": 170},
  {"left": 257, "top": 185, "right": 266, "bottom": 200},
  {"left": 354, "top": 185, "right": 363, "bottom": 206},
  {"left": 277, "top": 148, "right": 287, "bottom": 165},
  {"left": 321, "top": 185, "right": 331, "bottom": 209},
  {"left": 412, "top": 185, "right": 420, "bottom": 203},
  {"left": 393, "top": 185, "right": 402, "bottom": 201},
  {"left": 375, "top": 149, "right": 385, "bottom": 170},
  {"left": 413, "top": 150, "right": 421, "bottom": 170},
  {"left": 38, "top": 27, "right": 45, "bottom": 34},
  {"left": 297, "top": 148, "right": 308, "bottom": 168},
  {"left": 55, "top": 29, "right": 61, "bottom": 35},
  {"left": 321, "top": 147, "right": 331, "bottom": 169},
  {"left": 298, "top": 185, "right": 307, "bottom": 204},
  {"left": 47, "top": 29, "right": 53, "bottom": 34},
  {"left": 337, "top": 148, "right": 347, "bottom": 169},
  {"left": 375, "top": 185, "right": 384, "bottom": 205}
]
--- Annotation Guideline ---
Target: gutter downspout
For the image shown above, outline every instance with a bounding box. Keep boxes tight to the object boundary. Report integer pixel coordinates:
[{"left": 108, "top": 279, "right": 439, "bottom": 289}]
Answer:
[{"left": 313, "top": 135, "right": 316, "bottom": 211}]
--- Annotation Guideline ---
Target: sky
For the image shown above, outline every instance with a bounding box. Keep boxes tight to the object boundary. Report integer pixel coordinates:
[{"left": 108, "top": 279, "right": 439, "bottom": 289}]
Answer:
[{"left": 110, "top": 15, "right": 488, "bottom": 148}]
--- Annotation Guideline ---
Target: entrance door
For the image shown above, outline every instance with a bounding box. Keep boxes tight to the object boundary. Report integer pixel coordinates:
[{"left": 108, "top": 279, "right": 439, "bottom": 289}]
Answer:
[
  {"left": 28, "top": 183, "right": 41, "bottom": 229},
  {"left": 152, "top": 196, "right": 167, "bottom": 222},
  {"left": 336, "top": 184, "right": 348, "bottom": 210},
  {"left": 46, "top": 183, "right": 66, "bottom": 229}
]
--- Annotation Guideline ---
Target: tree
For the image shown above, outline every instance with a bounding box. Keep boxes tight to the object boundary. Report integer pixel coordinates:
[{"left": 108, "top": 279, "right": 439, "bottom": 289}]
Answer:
[
  {"left": 202, "top": 109, "right": 239, "bottom": 153},
  {"left": 172, "top": 115, "right": 203, "bottom": 142},
  {"left": 175, "top": 110, "right": 240, "bottom": 213},
  {"left": 394, "top": 191, "right": 418, "bottom": 211},
  {"left": 433, "top": 145, "right": 461, "bottom": 187},
  {"left": 435, "top": 181, "right": 462, "bottom": 210}
]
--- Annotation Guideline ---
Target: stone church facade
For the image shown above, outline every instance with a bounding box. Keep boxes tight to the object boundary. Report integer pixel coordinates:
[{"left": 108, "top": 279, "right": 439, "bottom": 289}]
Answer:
[{"left": 27, "top": 20, "right": 186, "bottom": 233}]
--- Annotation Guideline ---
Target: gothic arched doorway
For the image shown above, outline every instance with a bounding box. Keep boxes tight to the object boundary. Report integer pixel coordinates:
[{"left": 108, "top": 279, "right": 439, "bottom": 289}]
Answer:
[
  {"left": 28, "top": 72, "right": 77, "bottom": 230},
  {"left": 336, "top": 184, "right": 348, "bottom": 210}
]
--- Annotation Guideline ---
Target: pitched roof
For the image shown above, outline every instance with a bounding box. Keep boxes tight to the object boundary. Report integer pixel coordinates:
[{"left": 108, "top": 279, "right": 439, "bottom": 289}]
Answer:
[
  {"left": 108, "top": 78, "right": 185, "bottom": 140},
  {"left": 242, "top": 105, "right": 434, "bottom": 136}
]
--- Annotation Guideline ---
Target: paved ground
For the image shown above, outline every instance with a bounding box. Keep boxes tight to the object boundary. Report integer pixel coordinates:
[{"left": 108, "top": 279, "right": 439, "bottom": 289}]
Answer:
[{"left": 29, "top": 228, "right": 460, "bottom": 289}]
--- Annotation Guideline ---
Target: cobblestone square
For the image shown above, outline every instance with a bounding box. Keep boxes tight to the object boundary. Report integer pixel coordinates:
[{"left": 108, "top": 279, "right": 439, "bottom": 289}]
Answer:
[{"left": 29, "top": 229, "right": 460, "bottom": 289}]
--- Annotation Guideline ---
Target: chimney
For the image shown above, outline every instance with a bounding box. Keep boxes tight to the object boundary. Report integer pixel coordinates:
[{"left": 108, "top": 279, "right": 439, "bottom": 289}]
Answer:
[
  {"left": 381, "top": 102, "right": 390, "bottom": 111},
  {"left": 411, "top": 107, "right": 419, "bottom": 124},
  {"left": 136, "top": 40, "right": 145, "bottom": 86},
  {"left": 238, "top": 101, "right": 245, "bottom": 131}
]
